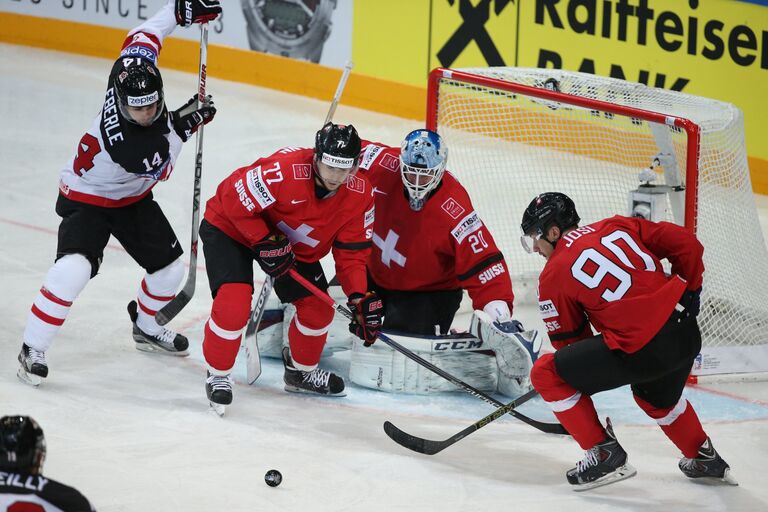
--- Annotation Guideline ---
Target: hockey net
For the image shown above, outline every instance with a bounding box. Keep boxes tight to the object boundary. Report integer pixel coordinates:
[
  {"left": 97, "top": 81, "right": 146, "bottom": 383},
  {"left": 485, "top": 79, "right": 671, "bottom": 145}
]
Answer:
[{"left": 428, "top": 67, "right": 768, "bottom": 376}]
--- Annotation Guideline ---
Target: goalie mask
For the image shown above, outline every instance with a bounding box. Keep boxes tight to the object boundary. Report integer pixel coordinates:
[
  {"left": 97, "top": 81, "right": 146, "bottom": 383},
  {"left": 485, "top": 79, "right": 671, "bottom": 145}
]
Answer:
[
  {"left": 0, "top": 415, "right": 46, "bottom": 475},
  {"left": 113, "top": 57, "right": 165, "bottom": 126},
  {"left": 400, "top": 129, "right": 447, "bottom": 211},
  {"left": 520, "top": 192, "right": 580, "bottom": 253}
]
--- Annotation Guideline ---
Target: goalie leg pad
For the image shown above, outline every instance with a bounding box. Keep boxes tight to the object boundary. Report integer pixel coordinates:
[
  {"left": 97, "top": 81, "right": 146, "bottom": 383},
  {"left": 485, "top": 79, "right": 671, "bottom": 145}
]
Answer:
[
  {"left": 203, "top": 282, "right": 252, "bottom": 372},
  {"left": 349, "top": 331, "right": 497, "bottom": 394}
]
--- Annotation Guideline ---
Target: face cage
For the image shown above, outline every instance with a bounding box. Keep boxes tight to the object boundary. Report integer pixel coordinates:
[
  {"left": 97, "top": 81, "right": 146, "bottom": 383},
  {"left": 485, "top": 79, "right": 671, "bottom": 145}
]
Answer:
[
  {"left": 117, "top": 97, "right": 164, "bottom": 126},
  {"left": 400, "top": 160, "right": 445, "bottom": 205}
]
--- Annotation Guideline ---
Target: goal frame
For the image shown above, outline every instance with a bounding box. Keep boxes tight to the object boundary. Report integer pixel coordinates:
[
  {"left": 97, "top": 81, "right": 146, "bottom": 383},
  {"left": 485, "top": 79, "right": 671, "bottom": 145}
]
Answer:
[{"left": 426, "top": 67, "right": 702, "bottom": 234}]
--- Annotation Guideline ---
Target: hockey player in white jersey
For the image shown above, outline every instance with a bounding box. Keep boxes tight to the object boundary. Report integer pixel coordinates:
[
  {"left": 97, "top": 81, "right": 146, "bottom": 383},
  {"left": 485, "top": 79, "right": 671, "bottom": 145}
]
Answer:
[
  {"left": 16, "top": 0, "right": 221, "bottom": 386},
  {"left": 0, "top": 416, "right": 96, "bottom": 511}
]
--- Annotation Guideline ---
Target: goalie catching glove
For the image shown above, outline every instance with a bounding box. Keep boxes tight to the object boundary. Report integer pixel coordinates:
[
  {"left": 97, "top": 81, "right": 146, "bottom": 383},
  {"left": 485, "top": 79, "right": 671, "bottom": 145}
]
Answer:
[
  {"left": 175, "top": 0, "right": 222, "bottom": 26},
  {"left": 253, "top": 234, "right": 294, "bottom": 278},
  {"left": 171, "top": 95, "right": 216, "bottom": 142},
  {"left": 347, "top": 292, "right": 383, "bottom": 346}
]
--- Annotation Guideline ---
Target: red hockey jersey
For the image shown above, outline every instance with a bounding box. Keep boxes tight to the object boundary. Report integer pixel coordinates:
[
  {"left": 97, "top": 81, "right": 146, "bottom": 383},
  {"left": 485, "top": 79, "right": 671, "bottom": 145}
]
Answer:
[
  {"left": 537, "top": 215, "right": 704, "bottom": 353},
  {"left": 203, "top": 146, "right": 375, "bottom": 297},
  {"left": 358, "top": 143, "right": 514, "bottom": 312}
]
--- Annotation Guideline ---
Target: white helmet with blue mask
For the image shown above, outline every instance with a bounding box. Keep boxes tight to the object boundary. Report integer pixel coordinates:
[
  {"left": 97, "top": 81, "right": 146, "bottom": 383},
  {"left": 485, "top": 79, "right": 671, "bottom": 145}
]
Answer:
[{"left": 399, "top": 129, "right": 448, "bottom": 211}]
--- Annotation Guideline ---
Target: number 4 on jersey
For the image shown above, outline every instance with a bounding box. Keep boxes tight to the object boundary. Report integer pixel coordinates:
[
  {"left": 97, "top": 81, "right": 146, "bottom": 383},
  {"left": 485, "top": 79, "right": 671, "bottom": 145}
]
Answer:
[{"left": 73, "top": 133, "right": 101, "bottom": 176}]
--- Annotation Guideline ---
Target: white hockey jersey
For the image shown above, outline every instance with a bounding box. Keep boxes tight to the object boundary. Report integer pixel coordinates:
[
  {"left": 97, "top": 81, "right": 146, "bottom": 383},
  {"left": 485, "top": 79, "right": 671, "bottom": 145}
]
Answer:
[{"left": 58, "top": 2, "right": 184, "bottom": 208}]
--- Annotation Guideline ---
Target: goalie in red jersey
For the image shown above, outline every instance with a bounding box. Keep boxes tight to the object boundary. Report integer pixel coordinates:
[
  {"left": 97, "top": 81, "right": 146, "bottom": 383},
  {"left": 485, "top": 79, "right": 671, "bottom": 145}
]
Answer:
[
  {"left": 349, "top": 129, "right": 540, "bottom": 397},
  {"left": 199, "top": 123, "right": 381, "bottom": 410},
  {"left": 521, "top": 192, "right": 736, "bottom": 491}
]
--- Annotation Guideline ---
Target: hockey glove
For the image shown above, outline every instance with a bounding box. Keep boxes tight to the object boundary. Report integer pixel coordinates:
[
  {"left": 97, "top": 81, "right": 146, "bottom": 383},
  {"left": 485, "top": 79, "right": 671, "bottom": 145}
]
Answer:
[
  {"left": 347, "top": 292, "right": 383, "bottom": 347},
  {"left": 676, "top": 287, "right": 702, "bottom": 320},
  {"left": 253, "top": 234, "right": 295, "bottom": 279},
  {"left": 170, "top": 95, "right": 216, "bottom": 142},
  {"left": 175, "top": 0, "right": 222, "bottom": 26},
  {"left": 494, "top": 319, "right": 524, "bottom": 334}
]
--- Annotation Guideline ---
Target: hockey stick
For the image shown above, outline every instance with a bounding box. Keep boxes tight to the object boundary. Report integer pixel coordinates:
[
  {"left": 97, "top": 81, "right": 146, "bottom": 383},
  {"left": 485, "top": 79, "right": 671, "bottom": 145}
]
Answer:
[
  {"left": 244, "top": 276, "right": 273, "bottom": 384},
  {"left": 383, "top": 388, "right": 543, "bottom": 455},
  {"left": 156, "top": 23, "right": 209, "bottom": 326},
  {"left": 287, "top": 269, "right": 567, "bottom": 435},
  {"left": 242, "top": 61, "right": 354, "bottom": 382}
]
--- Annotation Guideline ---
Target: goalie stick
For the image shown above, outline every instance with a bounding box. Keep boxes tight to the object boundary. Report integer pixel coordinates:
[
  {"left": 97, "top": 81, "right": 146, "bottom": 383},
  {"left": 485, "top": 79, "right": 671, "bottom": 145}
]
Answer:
[
  {"left": 243, "top": 61, "right": 354, "bottom": 383},
  {"left": 156, "top": 23, "right": 209, "bottom": 326},
  {"left": 287, "top": 269, "right": 567, "bottom": 436},
  {"left": 383, "top": 388, "right": 544, "bottom": 455}
]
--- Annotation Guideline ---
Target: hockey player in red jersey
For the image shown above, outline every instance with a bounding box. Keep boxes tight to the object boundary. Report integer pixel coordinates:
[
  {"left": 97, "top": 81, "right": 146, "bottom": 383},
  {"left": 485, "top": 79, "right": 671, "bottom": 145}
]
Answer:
[
  {"left": 351, "top": 129, "right": 538, "bottom": 397},
  {"left": 521, "top": 192, "right": 736, "bottom": 491},
  {"left": 0, "top": 416, "right": 95, "bottom": 511},
  {"left": 199, "top": 123, "right": 381, "bottom": 410},
  {"left": 16, "top": 0, "right": 221, "bottom": 386}
]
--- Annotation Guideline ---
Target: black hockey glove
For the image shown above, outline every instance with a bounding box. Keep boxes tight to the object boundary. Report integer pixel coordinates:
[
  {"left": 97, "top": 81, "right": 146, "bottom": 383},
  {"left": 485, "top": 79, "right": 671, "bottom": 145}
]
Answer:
[
  {"left": 347, "top": 292, "right": 384, "bottom": 347},
  {"left": 676, "top": 287, "right": 702, "bottom": 320},
  {"left": 170, "top": 95, "right": 216, "bottom": 142},
  {"left": 175, "top": 0, "right": 222, "bottom": 26},
  {"left": 253, "top": 234, "right": 294, "bottom": 279}
]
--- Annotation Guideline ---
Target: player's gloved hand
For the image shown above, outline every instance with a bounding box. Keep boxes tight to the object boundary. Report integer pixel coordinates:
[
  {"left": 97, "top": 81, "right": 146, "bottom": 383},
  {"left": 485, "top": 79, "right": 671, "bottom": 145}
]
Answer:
[
  {"left": 170, "top": 95, "right": 216, "bottom": 142},
  {"left": 175, "top": 0, "right": 222, "bottom": 26},
  {"left": 677, "top": 287, "right": 702, "bottom": 320},
  {"left": 253, "top": 234, "right": 294, "bottom": 278},
  {"left": 347, "top": 292, "right": 383, "bottom": 347}
]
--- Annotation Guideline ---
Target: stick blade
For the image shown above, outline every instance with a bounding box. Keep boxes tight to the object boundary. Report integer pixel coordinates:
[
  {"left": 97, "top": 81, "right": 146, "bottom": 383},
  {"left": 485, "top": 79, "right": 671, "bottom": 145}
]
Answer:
[
  {"left": 245, "top": 335, "right": 262, "bottom": 385},
  {"left": 383, "top": 421, "right": 445, "bottom": 456},
  {"left": 155, "top": 290, "right": 192, "bottom": 326}
]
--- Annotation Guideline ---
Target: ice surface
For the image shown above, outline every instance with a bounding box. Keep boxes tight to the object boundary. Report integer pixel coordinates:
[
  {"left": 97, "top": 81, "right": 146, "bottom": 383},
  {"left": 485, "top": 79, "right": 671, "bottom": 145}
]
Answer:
[{"left": 1, "top": 44, "right": 767, "bottom": 511}]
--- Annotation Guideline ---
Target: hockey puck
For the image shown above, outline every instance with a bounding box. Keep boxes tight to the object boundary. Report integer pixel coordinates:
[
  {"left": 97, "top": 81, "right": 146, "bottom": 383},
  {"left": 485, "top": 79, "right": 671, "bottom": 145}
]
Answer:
[{"left": 264, "top": 469, "right": 282, "bottom": 487}]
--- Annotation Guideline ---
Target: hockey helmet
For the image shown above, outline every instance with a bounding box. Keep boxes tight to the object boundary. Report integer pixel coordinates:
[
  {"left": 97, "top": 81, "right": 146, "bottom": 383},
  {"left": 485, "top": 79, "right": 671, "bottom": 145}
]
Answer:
[
  {"left": 0, "top": 415, "right": 46, "bottom": 475},
  {"left": 113, "top": 57, "right": 165, "bottom": 125},
  {"left": 314, "top": 122, "right": 362, "bottom": 170},
  {"left": 520, "top": 192, "right": 580, "bottom": 253},
  {"left": 400, "top": 129, "right": 447, "bottom": 211}
]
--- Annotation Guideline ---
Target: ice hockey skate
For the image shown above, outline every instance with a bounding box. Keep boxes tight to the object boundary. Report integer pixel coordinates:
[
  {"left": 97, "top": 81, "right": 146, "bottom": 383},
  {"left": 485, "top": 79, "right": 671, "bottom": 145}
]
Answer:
[
  {"left": 281, "top": 347, "right": 346, "bottom": 396},
  {"left": 127, "top": 301, "right": 189, "bottom": 356},
  {"left": 17, "top": 343, "right": 48, "bottom": 387},
  {"left": 206, "top": 371, "right": 233, "bottom": 417},
  {"left": 679, "top": 437, "right": 738, "bottom": 485},
  {"left": 567, "top": 419, "right": 637, "bottom": 491}
]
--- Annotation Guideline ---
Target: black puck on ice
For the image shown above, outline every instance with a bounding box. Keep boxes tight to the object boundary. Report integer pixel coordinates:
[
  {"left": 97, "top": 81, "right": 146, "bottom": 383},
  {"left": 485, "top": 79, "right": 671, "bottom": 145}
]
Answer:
[{"left": 265, "top": 469, "right": 282, "bottom": 487}]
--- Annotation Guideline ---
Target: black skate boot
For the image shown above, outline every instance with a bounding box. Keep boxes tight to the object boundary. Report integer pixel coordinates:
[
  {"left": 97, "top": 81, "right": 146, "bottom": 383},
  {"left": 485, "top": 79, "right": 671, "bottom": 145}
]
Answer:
[
  {"left": 281, "top": 347, "right": 345, "bottom": 396},
  {"left": 17, "top": 343, "right": 48, "bottom": 386},
  {"left": 679, "top": 437, "right": 738, "bottom": 485},
  {"left": 206, "top": 371, "right": 233, "bottom": 417},
  {"left": 127, "top": 301, "right": 189, "bottom": 356},
  {"left": 566, "top": 418, "right": 637, "bottom": 491}
]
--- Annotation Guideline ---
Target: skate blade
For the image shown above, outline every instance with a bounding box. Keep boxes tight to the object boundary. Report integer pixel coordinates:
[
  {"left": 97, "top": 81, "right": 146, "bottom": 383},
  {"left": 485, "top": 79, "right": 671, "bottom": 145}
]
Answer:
[
  {"left": 689, "top": 468, "right": 739, "bottom": 486},
  {"left": 572, "top": 464, "right": 637, "bottom": 492},
  {"left": 284, "top": 384, "right": 347, "bottom": 397},
  {"left": 134, "top": 341, "right": 189, "bottom": 357},
  {"left": 209, "top": 401, "right": 226, "bottom": 417},
  {"left": 16, "top": 367, "right": 42, "bottom": 387}
]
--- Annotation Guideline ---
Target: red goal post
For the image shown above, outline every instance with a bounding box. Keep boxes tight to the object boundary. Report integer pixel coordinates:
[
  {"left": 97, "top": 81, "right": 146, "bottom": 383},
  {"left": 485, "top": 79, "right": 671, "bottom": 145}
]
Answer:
[{"left": 426, "top": 67, "right": 768, "bottom": 377}]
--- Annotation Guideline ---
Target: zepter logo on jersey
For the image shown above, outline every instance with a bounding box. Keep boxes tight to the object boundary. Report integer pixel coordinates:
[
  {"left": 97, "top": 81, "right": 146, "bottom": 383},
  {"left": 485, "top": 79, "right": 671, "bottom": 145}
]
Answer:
[
  {"left": 451, "top": 211, "right": 482, "bottom": 243},
  {"left": 345, "top": 174, "right": 365, "bottom": 194},
  {"left": 245, "top": 166, "right": 276, "bottom": 208},
  {"left": 441, "top": 198, "right": 466, "bottom": 220}
]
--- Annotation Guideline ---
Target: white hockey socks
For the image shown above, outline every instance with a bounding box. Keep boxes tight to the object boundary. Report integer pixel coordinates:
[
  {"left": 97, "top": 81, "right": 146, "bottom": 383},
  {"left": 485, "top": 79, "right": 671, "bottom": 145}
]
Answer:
[{"left": 135, "top": 258, "right": 184, "bottom": 335}]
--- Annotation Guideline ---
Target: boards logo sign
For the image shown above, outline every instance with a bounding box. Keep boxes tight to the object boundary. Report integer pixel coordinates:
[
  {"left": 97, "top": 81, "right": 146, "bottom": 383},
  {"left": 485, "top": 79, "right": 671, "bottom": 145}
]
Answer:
[
  {"left": 292, "top": 163, "right": 311, "bottom": 180},
  {"left": 441, "top": 197, "right": 465, "bottom": 219},
  {"left": 538, "top": 299, "right": 559, "bottom": 318}
]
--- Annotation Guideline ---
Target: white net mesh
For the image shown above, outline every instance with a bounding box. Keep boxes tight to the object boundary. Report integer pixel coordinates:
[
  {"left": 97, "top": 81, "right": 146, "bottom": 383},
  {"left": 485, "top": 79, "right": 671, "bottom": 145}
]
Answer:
[{"left": 432, "top": 67, "right": 768, "bottom": 374}]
